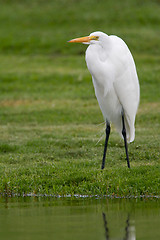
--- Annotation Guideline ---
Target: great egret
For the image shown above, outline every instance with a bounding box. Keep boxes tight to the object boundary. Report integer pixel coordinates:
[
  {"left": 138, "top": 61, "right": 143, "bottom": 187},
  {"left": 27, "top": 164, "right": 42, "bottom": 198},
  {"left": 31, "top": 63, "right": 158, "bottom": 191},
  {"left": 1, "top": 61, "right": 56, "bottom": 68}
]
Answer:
[{"left": 68, "top": 31, "right": 140, "bottom": 169}]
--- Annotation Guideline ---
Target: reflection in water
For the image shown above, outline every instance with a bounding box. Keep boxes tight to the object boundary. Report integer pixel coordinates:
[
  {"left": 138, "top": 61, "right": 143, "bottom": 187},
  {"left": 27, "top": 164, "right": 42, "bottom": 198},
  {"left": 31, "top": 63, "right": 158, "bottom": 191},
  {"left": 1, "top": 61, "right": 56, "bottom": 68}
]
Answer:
[
  {"left": 102, "top": 212, "right": 136, "bottom": 240},
  {"left": 0, "top": 197, "right": 159, "bottom": 240},
  {"left": 102, "top": 212, "right": 109, "bottom": 240}
]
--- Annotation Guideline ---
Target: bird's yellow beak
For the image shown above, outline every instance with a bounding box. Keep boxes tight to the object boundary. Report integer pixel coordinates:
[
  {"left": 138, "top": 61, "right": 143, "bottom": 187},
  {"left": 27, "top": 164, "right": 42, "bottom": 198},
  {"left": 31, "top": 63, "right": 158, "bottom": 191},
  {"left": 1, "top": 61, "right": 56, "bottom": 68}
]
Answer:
[{"left": 68, "top": 35, "right": 98, "bottom": 43}]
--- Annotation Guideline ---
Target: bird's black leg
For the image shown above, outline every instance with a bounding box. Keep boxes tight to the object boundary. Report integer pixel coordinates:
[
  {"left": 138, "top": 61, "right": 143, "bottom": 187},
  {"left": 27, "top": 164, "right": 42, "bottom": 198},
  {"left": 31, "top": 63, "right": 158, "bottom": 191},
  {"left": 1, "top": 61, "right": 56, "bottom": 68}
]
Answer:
[
  {"left": 122, "top": 112, "right": 130, "bottom": 168},
  {"left": 101, "top": 121, "right": 110, "bottom": 170}
]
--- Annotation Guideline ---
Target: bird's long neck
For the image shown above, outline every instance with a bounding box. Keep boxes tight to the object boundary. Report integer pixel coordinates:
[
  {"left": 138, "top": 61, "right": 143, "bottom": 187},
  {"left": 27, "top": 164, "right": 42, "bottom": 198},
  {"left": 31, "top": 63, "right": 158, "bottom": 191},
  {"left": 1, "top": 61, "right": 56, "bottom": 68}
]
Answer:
[
  {"left": 86, "top": 42, "right": 110, "bottom": 76},
  {"left": 85, "top": 40, "right": 113, "bottom": 94}
]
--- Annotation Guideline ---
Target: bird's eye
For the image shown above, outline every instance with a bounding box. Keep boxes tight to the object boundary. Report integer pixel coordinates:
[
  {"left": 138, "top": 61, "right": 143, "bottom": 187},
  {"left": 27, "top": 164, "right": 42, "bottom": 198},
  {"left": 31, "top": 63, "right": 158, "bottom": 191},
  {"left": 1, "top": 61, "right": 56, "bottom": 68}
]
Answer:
[
  {"left": 93, "top": 36, "right": 99, "bottom": 40},
  {"left": 90, "top": 36, "right": 99, "bottom": 41}
]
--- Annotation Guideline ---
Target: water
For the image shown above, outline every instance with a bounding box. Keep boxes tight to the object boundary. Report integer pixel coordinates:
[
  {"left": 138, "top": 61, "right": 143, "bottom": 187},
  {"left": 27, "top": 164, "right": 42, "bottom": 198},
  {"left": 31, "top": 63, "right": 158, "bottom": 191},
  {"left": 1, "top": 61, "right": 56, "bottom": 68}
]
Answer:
[{"left": 0, "top": 197, "right": 160, "bottom": 240}]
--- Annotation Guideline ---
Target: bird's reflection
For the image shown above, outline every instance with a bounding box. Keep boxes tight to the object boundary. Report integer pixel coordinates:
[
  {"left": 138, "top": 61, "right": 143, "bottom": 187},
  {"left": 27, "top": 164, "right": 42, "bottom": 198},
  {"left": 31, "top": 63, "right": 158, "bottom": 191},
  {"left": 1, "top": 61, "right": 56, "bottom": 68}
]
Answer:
[
  {"left": 124, "top": 215, "right": 130, "bottom": 240},
  {"left": 102, "top": 212, "right": 109, "bottom": 240},
  {"left": 102, "top": 212, "right": 136, "bottom": 240}
]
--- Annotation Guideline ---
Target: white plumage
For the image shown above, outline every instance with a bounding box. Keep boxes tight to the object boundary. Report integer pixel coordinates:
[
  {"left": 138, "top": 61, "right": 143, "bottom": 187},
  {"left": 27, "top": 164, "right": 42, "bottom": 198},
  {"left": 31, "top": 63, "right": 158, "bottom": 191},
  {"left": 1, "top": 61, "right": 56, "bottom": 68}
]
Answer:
[
  {"left": 85, "top": 31, "right": 140, "bottom": 142},
  {"left": 68, "top": 31, "right": 140, "bottom": 168}
]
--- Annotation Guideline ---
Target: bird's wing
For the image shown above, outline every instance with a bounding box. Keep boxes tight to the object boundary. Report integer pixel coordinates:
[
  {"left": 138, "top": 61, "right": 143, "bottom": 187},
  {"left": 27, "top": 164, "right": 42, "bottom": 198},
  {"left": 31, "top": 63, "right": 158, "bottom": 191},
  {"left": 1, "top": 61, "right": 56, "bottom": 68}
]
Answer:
[
  {"left": 113, "top": 64, "right": 140, "bottom": 142},
  {"left": 111, "top": 36, "right": 140, "bottom": 121}
]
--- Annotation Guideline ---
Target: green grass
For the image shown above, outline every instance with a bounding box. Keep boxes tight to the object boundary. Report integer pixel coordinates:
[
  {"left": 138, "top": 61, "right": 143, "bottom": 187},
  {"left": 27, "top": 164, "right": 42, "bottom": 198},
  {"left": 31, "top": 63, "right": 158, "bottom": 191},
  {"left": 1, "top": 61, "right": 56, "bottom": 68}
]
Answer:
[{"left": 0, "top": 0, "right": 160, "bottom": 197}]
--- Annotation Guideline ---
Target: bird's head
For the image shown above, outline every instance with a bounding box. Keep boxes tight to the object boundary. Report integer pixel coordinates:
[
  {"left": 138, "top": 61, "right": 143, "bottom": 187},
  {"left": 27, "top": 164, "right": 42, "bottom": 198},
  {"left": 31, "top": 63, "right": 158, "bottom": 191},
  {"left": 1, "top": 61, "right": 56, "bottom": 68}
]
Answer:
[{"left": 68, "top": 31, "right": 108, "bottom": 45}]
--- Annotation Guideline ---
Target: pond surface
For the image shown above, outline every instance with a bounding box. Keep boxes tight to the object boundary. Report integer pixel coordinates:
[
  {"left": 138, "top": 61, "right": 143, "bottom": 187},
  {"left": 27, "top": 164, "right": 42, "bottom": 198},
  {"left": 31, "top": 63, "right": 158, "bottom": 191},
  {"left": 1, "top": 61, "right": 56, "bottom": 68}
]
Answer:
[{"left": 0, "top": 197, "right": 160, "bottom": 240}]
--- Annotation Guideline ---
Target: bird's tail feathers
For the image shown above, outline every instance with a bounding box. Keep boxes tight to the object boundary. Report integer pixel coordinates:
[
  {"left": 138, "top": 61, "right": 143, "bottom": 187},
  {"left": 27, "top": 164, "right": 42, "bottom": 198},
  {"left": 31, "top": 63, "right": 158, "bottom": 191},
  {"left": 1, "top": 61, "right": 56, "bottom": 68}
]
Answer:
[
  {"left": 124, "top": 115, "right": 135, "bottom": 143},
  {"left": 115, "top": 115, "right": 135, "bottom": 143}
]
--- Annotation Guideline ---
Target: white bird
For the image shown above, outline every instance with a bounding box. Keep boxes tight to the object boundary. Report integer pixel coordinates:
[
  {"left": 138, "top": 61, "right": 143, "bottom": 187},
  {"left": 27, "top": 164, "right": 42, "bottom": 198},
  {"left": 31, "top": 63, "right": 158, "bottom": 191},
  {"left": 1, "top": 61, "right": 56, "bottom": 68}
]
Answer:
[{"left": 68, "top": 31, "right": 140, "bottom": 169}]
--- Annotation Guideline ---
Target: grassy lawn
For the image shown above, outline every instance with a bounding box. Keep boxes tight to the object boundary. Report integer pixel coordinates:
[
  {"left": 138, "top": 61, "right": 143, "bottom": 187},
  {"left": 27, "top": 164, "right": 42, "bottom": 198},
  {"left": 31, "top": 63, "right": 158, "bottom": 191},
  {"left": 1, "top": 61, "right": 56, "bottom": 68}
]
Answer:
[{"left": 0, "top": 0, "right": 160, "bottom": 196}]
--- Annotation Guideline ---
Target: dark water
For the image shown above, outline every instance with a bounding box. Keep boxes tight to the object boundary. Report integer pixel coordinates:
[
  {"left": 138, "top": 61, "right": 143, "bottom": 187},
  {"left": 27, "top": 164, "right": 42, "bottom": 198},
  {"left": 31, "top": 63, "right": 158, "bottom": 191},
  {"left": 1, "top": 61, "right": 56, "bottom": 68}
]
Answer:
[{"left": 0, "top": 197, "right": 160, "bottom": 240}]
